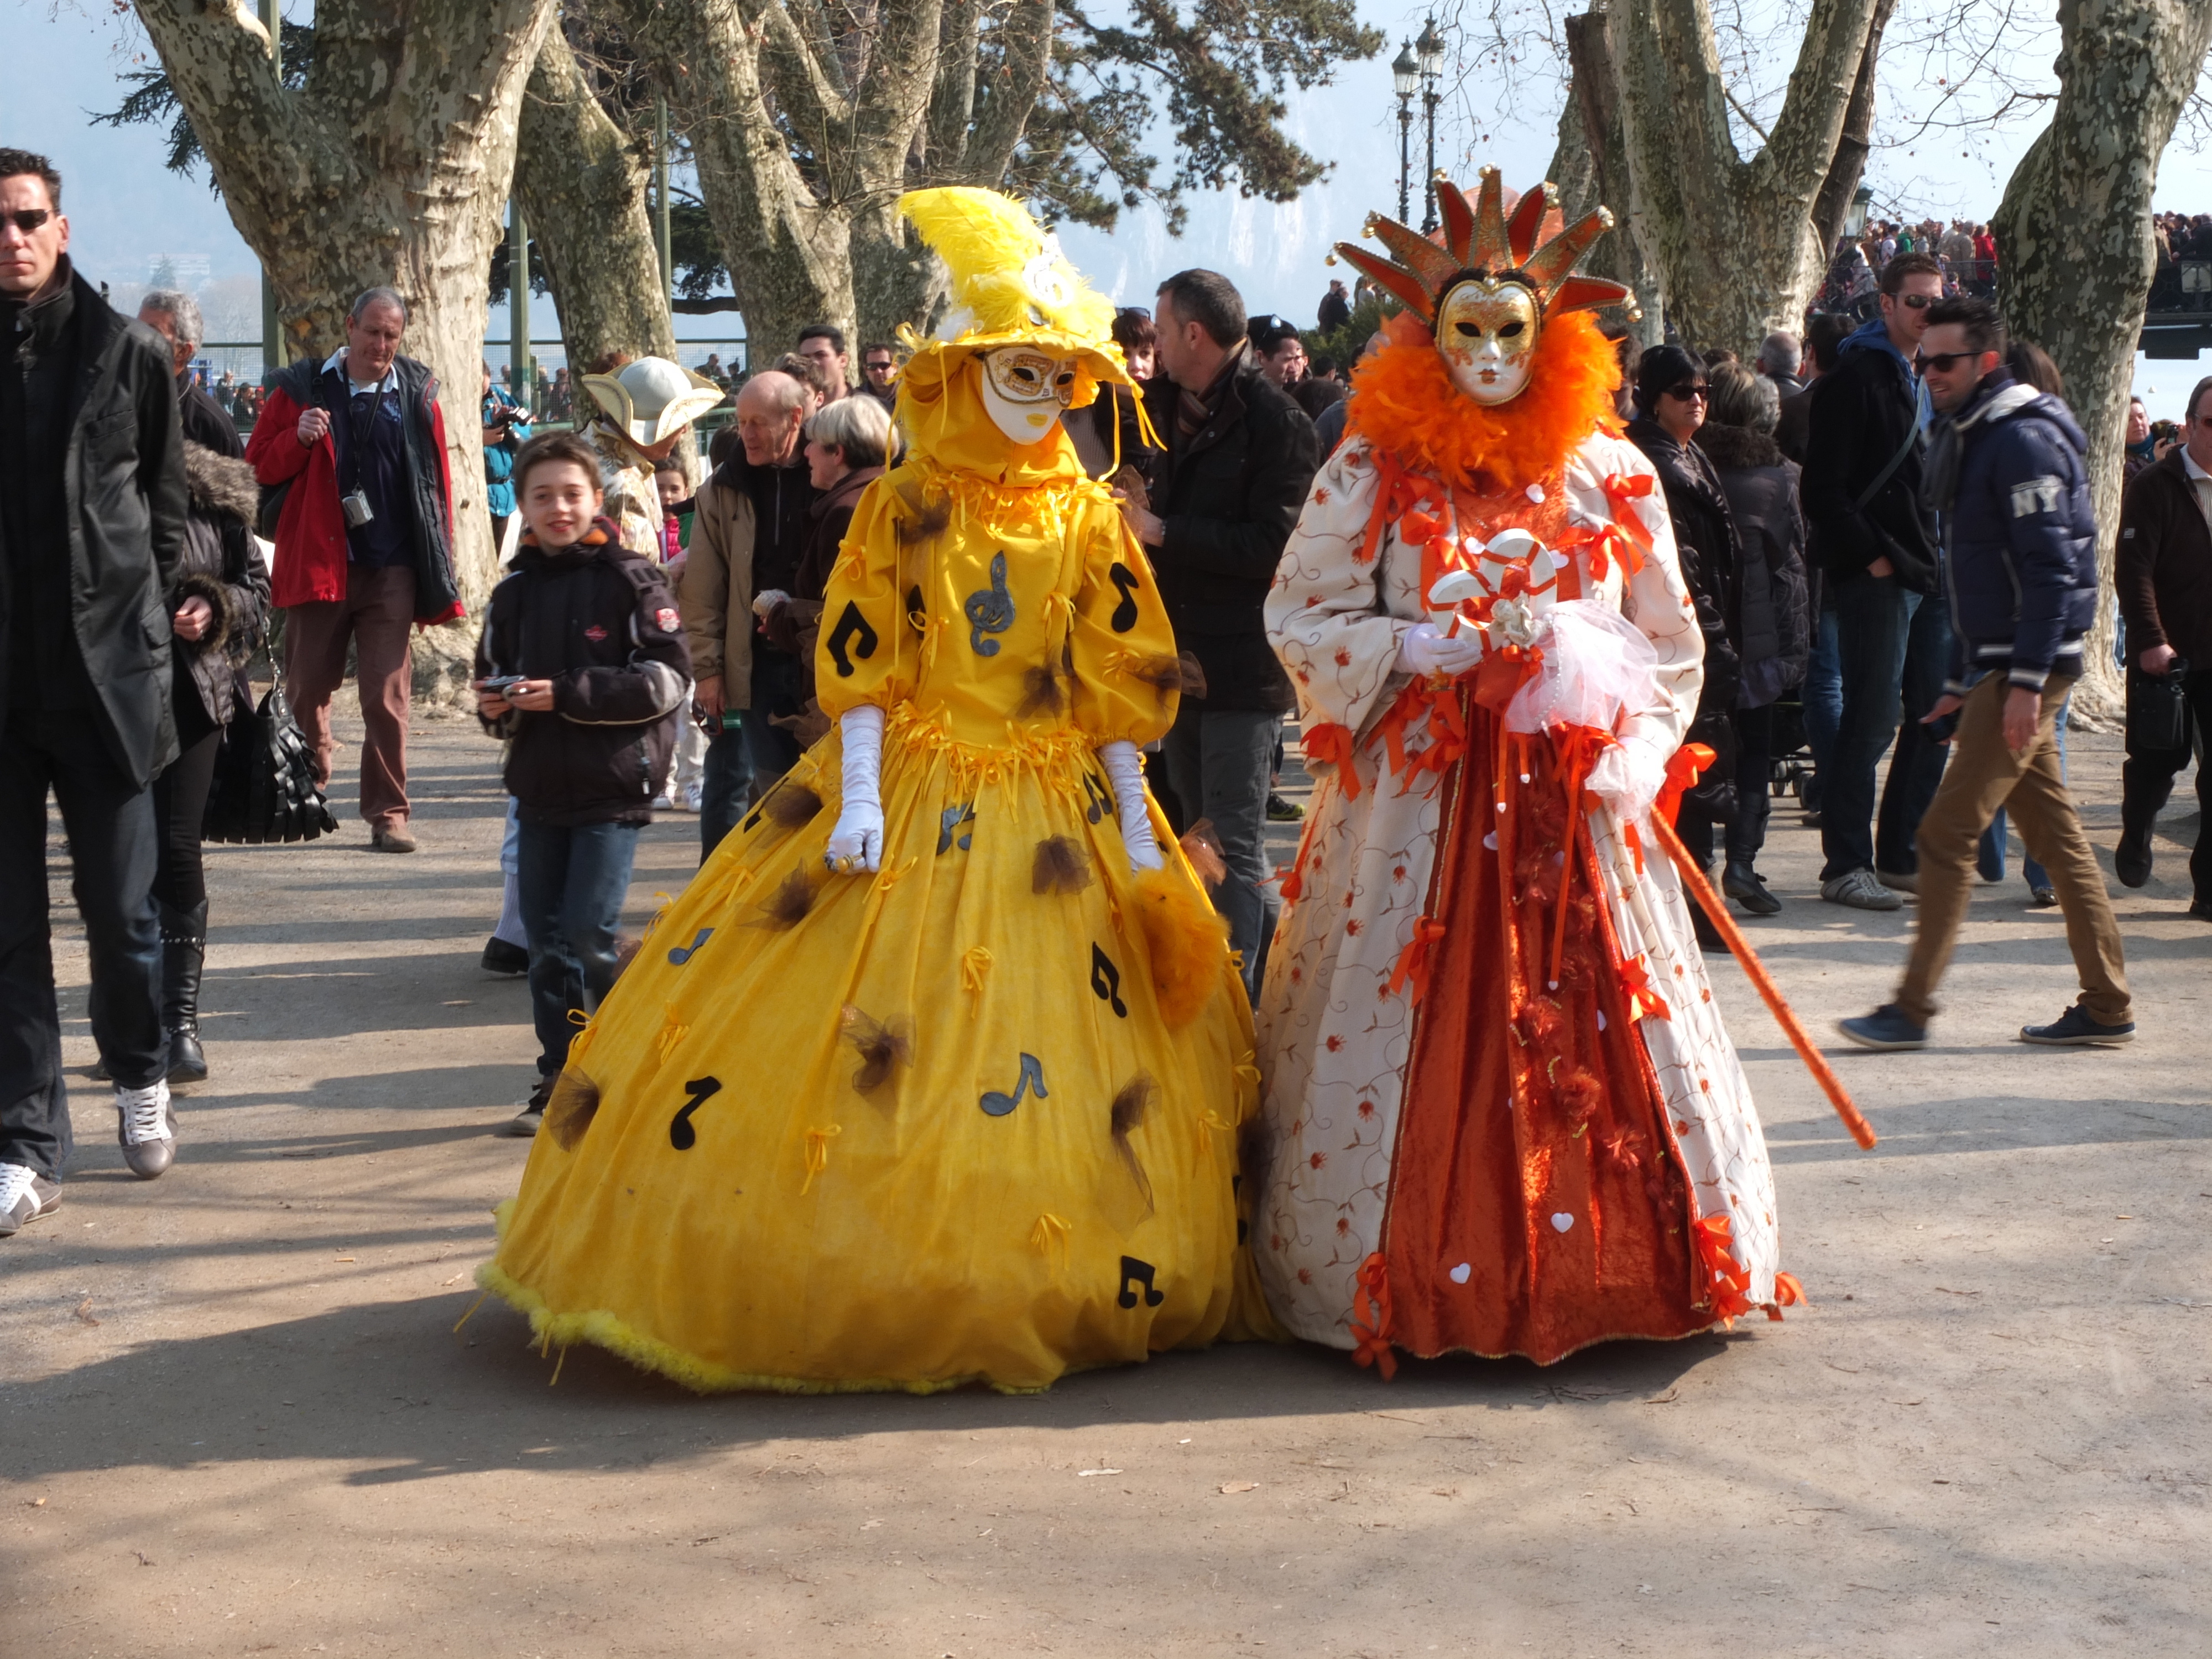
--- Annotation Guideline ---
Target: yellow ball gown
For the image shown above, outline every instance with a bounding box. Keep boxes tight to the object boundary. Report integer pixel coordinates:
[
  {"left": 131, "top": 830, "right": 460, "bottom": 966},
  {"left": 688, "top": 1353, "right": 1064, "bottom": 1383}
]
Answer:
[{"left": 478, "top": 351, "right": 1261, "bottom": 1394}]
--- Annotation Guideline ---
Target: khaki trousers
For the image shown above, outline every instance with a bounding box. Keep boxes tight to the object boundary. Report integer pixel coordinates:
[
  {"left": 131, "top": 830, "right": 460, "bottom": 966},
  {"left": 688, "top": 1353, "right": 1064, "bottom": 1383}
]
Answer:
[
  {"left": 285, "top": 565, "right": 416, "bottom": 832},
  {"left": 1896, "top": 672, "right": 2130, "bottom": 1026}
]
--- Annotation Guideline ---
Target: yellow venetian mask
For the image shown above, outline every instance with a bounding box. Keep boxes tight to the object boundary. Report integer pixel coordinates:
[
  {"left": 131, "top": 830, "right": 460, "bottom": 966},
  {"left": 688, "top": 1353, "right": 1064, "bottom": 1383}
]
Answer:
[
  {"left": 980, "top": 346, "right": 1079, "bottom": 444},
  {"left": 1436, "top": 276, "right": 1540, "bottom": 406}
]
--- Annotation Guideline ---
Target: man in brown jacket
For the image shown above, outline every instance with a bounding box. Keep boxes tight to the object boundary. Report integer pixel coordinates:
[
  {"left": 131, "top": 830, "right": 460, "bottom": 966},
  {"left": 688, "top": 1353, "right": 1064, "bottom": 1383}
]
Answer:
[
  {"left": 2114, "top": 373, "right": 2212, "bottom": 919},
  {"left": 677, "top": 410, "right": 757, "bottom": 859}
]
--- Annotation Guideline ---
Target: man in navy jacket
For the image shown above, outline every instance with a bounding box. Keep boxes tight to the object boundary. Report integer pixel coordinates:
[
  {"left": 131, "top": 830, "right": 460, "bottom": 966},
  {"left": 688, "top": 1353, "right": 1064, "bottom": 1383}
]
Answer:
[{"left": 1841, "top": 296, "right": 2132, "bottom": 1051}]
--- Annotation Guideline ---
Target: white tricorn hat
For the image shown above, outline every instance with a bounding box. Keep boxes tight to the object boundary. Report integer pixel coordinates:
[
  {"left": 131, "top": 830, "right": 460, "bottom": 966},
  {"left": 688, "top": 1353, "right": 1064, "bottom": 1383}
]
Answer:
[{"left": 582, "top": 357, "right": 724, "bottom": 446}]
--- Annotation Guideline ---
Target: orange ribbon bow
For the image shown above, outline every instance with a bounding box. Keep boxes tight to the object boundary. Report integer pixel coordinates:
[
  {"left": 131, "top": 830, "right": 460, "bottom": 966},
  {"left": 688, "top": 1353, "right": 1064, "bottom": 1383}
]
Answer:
[
  {"left": 1349, "top": 1251, "right": 1397, "bottom": 1380},
  {"left": 1301, "top": 721, "right": 1361, "bottom": 800},
  {"left": 1653, "top": 742, "right": 1717, "bottom": 826},
  {"left": 1386, "top": 917, "right": 1449, "bottom": 1005},
  {"left": 1618, "top": 951, "right": 1671, "bottom": 1023}
]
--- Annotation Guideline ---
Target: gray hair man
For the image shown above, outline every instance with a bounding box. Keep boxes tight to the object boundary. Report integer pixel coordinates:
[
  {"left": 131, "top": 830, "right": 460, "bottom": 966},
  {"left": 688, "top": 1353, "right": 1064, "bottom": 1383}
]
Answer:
[
  {"left": 1756, "top": 329, "right": 1803, "bottom": 396},
  {"left": 679, "top": 369, "right": 817, "bottom": 855},
  {"left": 242, "top": 283, "right": 460, "bottom": 853},
  {"left": 137, "top": 287, "right": 240, "bottom": 457}
]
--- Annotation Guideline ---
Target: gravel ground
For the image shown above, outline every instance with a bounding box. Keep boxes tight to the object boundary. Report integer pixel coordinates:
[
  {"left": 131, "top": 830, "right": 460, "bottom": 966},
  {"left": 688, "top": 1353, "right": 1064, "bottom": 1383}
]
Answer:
[{"left": 4, "top": 695, "right": 2207, "bottom": 1657}]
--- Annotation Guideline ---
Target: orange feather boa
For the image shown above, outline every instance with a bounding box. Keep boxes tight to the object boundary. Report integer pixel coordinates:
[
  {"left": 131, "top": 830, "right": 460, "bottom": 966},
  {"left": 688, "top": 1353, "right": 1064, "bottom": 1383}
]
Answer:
[{"left": 1344, "top": 308, "right": 1625, "bottom": 495}]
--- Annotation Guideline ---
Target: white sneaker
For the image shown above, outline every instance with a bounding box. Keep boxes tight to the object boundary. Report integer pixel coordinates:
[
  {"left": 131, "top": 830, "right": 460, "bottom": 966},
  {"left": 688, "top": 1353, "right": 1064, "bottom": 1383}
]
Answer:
[
  {"left": 0, "top": 1161, "right": 60, "bottom": 1237},
  {"left": 651, "top": 792, "right": 676, "bottom": 811},
  {"left": 116, "top": 1078, "right": 176, "bottom": 1180},
  {"left": 681, "top": 783, "right": 703, "bottom": 813}
]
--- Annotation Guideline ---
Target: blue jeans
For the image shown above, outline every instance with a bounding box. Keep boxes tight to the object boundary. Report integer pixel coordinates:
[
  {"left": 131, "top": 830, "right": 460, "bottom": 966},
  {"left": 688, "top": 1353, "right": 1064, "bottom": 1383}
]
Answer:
[
  {"left": 0, "top": 713, "right": 167, "bottom": 1179},
  {"left": 517, "top": 819, "right": 641, "bottom": 1078},
  {"left": 1801, "top": 604, "right": 1841, "bottom": 814},
  {"left": 1875, "top": 588, "right": 1953, "bottom": 875},
  {"left": 1163, "top": 705, "right": 1280, "bottom": 1005},
  {"left": 1820, "top": 570, "right": 1912, "bottom": 881},
  {"left": 699, "top": 717, "right": 753, "bottom": 860}
]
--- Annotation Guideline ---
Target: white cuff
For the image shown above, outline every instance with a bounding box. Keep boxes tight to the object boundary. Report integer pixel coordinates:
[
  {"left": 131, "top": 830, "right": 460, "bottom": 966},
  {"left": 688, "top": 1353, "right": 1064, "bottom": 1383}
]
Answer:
[{"left": 1099, "top": 739, "right": 1164, "bottom": 871}]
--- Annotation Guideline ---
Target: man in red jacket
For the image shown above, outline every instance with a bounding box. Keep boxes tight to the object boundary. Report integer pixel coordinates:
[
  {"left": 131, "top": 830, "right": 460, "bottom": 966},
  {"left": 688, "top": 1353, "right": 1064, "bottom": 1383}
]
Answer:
[{"left": 244, "top": 287, "right": 459, "bottom": 852}]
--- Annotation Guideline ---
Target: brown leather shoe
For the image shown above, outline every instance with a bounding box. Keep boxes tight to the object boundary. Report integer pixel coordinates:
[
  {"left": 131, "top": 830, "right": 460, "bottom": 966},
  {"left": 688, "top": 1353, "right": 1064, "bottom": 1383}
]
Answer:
[{"left": 371, "top": 825, "right": 418, "bottom": 854}]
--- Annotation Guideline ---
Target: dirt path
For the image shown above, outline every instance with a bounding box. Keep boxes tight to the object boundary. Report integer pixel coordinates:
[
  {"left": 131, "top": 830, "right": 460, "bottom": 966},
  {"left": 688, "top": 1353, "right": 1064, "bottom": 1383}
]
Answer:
[{"left": 6, "top": 697, "right": 2208, "bottom": 1656}]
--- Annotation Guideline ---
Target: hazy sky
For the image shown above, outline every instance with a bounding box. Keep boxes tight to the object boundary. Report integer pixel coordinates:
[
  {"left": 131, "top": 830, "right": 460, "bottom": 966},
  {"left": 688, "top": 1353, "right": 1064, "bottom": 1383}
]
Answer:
[{"left": 14, "top": 0, "right": 2212, "bottom": 400}]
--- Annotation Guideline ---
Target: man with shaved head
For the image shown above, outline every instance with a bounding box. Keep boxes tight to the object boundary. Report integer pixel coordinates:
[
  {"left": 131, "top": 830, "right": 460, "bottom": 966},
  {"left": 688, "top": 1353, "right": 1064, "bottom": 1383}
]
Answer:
[{"left": 679, "top": 367, "right": 818, "bottom": 854}]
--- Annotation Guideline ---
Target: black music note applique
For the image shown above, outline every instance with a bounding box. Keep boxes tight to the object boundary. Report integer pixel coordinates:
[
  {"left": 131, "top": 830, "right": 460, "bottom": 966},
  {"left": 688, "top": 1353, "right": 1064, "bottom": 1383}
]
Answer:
[
  {"left": 666, "top": 927, "right": 713, "bottom": 966},
  {"left": 1089, "top": 943, "right": 1128, "bottom": 1017},
  {"left": 937, "top": 802, "right": 976, "bottom": 855},
  {"left": 668, "top": 1075, "right": 724, "bottom": 1150},
  {"left": 979, "top": 1052, "right": 1048, "bottom": 1117},
  {"left": 1079, "top": 771, "right": 1114, "bottom": 825},
  {"left": 963, "top": 551, "right": 1015, "bottom": 656},
  {"left": 1107, "top": 562, "right": 1141, "bottom": 633},
  {"left": 1117, "top": 1255, "right": 1165, "bottom": 1308},
  {"left": 826, "top": 602, "right": 879, "bottom": 678}
]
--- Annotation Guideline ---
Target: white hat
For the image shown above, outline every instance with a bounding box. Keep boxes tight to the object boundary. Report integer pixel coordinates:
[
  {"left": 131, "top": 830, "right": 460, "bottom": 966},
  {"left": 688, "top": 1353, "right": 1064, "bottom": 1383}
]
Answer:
[{"left": 582, "top": 357, "right": 724, "bottom": 446}]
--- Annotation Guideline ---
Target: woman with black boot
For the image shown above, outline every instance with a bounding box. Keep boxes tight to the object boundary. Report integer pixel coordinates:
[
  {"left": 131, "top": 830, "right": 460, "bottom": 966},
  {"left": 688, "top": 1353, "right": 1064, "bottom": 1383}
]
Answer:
[{"left": 154, "top": 442, "right": 269, "bottom": 1082}]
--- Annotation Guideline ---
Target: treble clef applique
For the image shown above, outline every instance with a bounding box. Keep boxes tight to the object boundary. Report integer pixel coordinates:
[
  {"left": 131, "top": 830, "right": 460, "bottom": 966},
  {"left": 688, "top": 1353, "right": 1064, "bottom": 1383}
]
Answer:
[{"left": 963, "top": 551, "right": 1015, "bottom": 656}]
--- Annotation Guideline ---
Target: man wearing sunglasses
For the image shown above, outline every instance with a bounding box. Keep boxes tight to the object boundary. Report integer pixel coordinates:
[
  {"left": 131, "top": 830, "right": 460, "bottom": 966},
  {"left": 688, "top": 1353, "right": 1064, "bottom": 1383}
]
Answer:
[
  {"left": 1840, "top": 296, "right": 2128, "bottom": 1051},
  {"left": 1801, "top": 250, "right": 1946, "bottom": 912},
  {"left": 0, "top": 147, "right": 190, "bottom": 1233}
]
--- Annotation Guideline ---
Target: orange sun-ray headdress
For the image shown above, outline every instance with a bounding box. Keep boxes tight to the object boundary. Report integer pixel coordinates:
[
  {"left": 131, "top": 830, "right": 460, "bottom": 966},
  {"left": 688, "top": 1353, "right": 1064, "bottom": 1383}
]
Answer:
[{"left": 1331, "top": 167, "right": 1634, "bottom": 327}]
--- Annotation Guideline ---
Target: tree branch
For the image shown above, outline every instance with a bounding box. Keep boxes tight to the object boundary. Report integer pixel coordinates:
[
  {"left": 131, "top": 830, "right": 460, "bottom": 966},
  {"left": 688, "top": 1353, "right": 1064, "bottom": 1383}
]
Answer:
[
  {"left": 965, "top": 0, "right": 1057, "bottom": 185},
  {"left": 1754, "top": 0, "right": 1879, "bottom": 205}
]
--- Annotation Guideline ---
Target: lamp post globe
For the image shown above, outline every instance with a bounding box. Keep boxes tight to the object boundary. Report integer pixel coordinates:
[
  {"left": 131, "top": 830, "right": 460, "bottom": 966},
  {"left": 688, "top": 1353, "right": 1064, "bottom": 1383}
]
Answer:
[{"left": 1394, "top": 39, "right": 1418, "bottom": 224}]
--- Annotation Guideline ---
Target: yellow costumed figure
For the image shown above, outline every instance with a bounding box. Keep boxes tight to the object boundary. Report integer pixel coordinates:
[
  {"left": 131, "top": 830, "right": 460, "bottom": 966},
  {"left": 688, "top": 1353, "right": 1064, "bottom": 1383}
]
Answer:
[{"left": 478, "top": 187, "right": 1261, "bottom": 1394}]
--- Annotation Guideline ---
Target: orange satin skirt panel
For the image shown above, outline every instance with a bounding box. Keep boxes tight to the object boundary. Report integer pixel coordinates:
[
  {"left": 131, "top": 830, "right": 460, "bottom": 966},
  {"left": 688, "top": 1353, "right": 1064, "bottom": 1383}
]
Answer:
[{"left": 1381, "top": 702, "right": 1708, "bottom": 1364}]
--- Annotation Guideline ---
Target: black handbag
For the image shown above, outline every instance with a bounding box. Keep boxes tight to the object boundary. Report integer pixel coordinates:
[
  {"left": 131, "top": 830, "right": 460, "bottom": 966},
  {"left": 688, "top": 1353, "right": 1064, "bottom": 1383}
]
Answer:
[
  {"left": 2127, "top": 660, "right": 2193, "bottom": 756},
  {"left": 201, "top": 684, "right": 340, "bottom": 845}
]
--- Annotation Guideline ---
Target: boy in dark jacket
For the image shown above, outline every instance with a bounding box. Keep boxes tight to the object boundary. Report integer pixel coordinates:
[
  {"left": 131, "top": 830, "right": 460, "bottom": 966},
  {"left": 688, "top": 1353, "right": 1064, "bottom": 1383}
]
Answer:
[
  {"left": 476, "top": 433, "right": 692, "bottom": 1135},
  {"left": 1840, "top": 298, "right": 2131, "bottom": 1053}
]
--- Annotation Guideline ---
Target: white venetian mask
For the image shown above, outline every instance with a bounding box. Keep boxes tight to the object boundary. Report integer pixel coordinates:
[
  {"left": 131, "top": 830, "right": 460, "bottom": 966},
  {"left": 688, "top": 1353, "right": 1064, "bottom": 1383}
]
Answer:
[{"left": 980, "top": 346, "right": 1079, "bottom": 446}]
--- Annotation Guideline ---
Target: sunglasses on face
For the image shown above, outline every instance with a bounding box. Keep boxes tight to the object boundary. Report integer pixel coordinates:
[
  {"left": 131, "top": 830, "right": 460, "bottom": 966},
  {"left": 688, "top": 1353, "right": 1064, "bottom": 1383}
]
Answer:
[
  {"left": 1894, "top": 292, "right": 1936, "bottom": 310},
  {"left": 1663, "top": 382, "right": 1710, "bottom": 402},
  {"left": 1914, "top": 350, "right": 1979, "bottom": 373},
  {"left": 2, "top": 208, "right": 54, "bottom": 236}
]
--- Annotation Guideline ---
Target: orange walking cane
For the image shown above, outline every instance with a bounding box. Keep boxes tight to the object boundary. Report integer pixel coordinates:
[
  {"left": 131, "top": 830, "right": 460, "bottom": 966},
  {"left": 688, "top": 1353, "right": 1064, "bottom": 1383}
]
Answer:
[{"left": 1651, "top": 816, "right": 1878, "bottom": 1150}]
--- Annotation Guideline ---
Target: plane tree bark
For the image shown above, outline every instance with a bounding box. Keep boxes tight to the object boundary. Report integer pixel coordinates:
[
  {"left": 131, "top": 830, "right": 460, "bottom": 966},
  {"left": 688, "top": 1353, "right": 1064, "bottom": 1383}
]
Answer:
[
  {"left": 1608, "top": 0, "right": 1882, "bottom": 357},
  {"left": 1994, "top": 0, "right": 2212, "bottom": 719},
  {"left": 132, "top": 0, "right": 558, "bottom": 693}
]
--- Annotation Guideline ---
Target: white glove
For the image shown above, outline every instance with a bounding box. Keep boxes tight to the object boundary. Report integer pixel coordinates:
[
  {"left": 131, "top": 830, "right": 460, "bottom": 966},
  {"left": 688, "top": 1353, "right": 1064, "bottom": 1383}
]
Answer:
[
  {"left": 750, "top": 587, "right": 791, "bottom": 620},
  {"left": 1099, "top": 739, "right": 1164, "bottom": 872},
  {"left": 824, "top": 704, "right": 885, "bottom": 873},
  {"left": 1585, "top": 737, "right": 1668, "bottom": 825},
  {"left": 1397, "top": 621, "right": 1484, "bottom": 680}
]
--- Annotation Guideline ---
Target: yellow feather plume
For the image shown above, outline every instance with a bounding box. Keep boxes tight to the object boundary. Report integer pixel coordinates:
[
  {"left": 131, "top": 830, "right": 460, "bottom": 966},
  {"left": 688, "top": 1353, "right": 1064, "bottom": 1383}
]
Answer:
[{"left": 898, "top": 186, "right": 1117, "bottom": 346}]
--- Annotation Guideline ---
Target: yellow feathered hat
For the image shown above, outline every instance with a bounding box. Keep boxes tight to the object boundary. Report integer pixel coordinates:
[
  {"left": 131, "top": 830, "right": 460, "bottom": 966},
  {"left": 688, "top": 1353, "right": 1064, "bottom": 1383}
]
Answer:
[{"left": 896, "top": 187, "right": 1129, "bottom": 402}]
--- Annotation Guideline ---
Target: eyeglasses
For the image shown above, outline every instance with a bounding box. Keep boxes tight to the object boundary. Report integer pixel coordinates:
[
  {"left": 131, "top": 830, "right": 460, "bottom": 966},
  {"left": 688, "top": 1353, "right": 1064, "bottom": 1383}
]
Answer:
[
  {"left": 2, "top": 208, "right": 54, "bottom": 236},
  {"left": 1914, "top": 350, "right": 1979, "bottom": 373},
  {"left": 1894, "top": 292, "right": 1937, "bottom": 310},
  {"left": 1663, "top": 382, "right": 1710, "bottom": 402}
]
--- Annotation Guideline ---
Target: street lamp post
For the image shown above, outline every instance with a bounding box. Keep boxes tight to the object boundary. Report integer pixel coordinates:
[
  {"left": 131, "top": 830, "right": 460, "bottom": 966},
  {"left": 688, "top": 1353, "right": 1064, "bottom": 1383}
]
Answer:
[
  {"left": 1416, "top": 17, "right": 1444, "bottom": 234},
  {"left": 1392, "top": 41, "right": 1418, "bottom": 226}
]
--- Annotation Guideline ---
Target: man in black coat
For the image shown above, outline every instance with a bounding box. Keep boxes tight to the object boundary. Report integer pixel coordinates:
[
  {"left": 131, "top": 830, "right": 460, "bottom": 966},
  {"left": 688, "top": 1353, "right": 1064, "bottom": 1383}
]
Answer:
[
  {"left": 1801, "top": 252, "right": 1946, "bottom": 911},
  {"left": 1131, "top": 269, "right": 1319, "bottom": 1002},
  {"left": 0, "top": 148, "right": 189, "bottom": 1232},
  {"left": 137, "top": 288, "right": 241, "bottom": 459}
]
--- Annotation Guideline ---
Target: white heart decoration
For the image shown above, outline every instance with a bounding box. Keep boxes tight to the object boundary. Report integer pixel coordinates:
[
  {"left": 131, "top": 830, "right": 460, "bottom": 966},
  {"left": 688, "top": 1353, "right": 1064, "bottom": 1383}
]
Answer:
[
  {"left": 1550, "top": 1212, "right": 1575, "bottom": 1234},
  {"left": 1449, "top": 1262, "right": 1472, "bottom": 1284},
  {"left": 1483, "top": 831, "right": 1498, "bottom": 851}
]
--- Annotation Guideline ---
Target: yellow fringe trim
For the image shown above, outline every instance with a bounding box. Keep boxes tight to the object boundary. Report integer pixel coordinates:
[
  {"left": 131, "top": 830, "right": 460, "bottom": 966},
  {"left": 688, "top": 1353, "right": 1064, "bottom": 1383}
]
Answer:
[
  {"left": 1031, "top": 1213, "right": 1072, "bottom": 1279},
  {"left": 886, "top": 703, "right": 1098, "bottom": 795},
  {"left": 801, "top": 1124, "right": 842, "bottom": 1193},
  {"left": 961, "top": 945, "right": 994, "bottom": 1018},
  {"left": 471, "top": 1261, "right": 1041, "bottom": 1395}
]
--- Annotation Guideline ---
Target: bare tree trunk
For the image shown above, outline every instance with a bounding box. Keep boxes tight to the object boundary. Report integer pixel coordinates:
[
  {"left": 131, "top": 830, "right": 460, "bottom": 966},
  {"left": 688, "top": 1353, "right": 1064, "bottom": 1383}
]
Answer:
[
  {"left": 612, "top": 0, "right": 1057, "bottom": 360},
  {"left": 1810, "top": 0, "right": 1894, "bottom": 255},
  {"left": 1994, "top": 0, "right": 2212, "bottom": 723},
  {"left": 1610, "top": 0, "right": 1879, "bottom": 358},
  {"left": 134, "top": 0, "right": 556, "bottom": 700},
  {"left": 1560, "top": 9, "right": 1662, "bottom": 347},
  {"left": 517, "top": 26, "right": 677, "bottom": 373}
]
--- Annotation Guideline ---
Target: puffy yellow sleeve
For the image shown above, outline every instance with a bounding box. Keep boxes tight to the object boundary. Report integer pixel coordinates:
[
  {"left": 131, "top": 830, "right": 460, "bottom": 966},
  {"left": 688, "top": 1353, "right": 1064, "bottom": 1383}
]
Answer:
[
  {"left": 814, "top": 475, "right": 918, "bottom": 719},
  {"left": 1068, "top": 489, "right": 1181, "bottom": 746}
]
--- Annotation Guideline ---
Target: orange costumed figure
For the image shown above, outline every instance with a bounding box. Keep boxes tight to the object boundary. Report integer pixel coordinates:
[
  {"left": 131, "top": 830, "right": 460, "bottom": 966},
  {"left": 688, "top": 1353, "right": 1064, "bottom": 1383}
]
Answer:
[{"left": 1252, "top": 172, "right": 1800, "bottom": 1369}]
